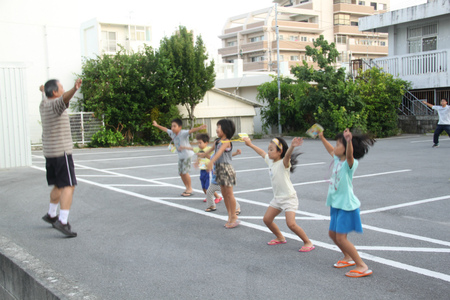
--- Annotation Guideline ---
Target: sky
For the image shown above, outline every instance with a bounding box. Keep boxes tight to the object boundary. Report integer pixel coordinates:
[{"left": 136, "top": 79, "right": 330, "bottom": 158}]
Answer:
[{"left": 78, "top": 0, "right": 428, "bottom": 58}]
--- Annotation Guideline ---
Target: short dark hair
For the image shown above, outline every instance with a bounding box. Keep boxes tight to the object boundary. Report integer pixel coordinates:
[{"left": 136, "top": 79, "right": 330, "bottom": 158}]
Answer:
[
  {"left": 44, "top": 79, "right": 59, "bottom": 98},
  {"left": 217, "top": 119, "right": 235, "bottom": 139},
  {"left": 442, "top": 98, "right": 448, "bottom": 103},
  {"left": 196, "top": 133, "right": 209, "bottom": 143},
  {"left": 335, "top": 132, "right": 375, "bottom": 159},
  {"left": 171, "top": 118, "right": 183, "bottom": 127}
]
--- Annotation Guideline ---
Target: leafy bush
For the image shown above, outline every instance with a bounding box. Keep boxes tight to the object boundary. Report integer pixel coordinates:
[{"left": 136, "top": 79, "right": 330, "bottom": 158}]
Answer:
[{"left": 89, "top": 128, "right": 124, "bottom": 147}]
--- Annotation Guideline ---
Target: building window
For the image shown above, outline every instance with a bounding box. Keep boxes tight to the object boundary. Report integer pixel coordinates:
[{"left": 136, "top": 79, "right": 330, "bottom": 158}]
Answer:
[
  {"left": 279, "top": 55, "right": 284, "bottom": 61},
  {"left": 136, "top": 26, "right": 145, "bottom": 41},
  {"left": 227, "top": 41, "right": 237, "bottom": 47},
  {"left": 250, "top": 35, "right": 264, "bottom": 43},
  {"left": 335, "top": 35, "right": 347, "bottom": 44},
  {"left": 358, "top": 39, "right": 373, "bottom": 46},
  {"left": 407, "top": 23, "right": 438, "bottom": 53},
  {"left": 101, "top": 31, "right": 117, "bottom": 52},
  {"left": 279, "top": 35, "right": 284, "bottom": 40},
  {"left": 380, "top": 41, "right": 386, "bottom": 46},
  {"left": 379, "top": 3, "right": 386, "bottom": 10},
  {"left": 290, "top": 55, "right": 299, "bottom": 61},
  {"left": 334, "top": 0, "right": 351, "bottom": 3},
  {"left": 423, "top": 37, "right": 437, "bottom": 52},
  {"left": 251, "top": 56, "right": 265, "bottom": 62},
  {"left": 300, "top": 36, "right": 308, "bottom": 42},
  {"left": 370, "top": 2, "right": 377, "bottom": 10},
  {"left": 351, "top": 21, "right": 358, "bottom": 26},
  {"left": 358, "top": 1, "right": 365, "bottom": 5},
  {"left": 334, "top": 14, "right": 350, "bottom": 26},
  {"left": 289, "top": 35, "right": 299, "bottom": 41}
]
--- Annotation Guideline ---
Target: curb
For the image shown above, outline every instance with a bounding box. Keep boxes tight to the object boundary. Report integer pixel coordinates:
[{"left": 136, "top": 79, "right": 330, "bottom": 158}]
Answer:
[{"left": 0, "top": 235, "right": 97, "bottom": 300}]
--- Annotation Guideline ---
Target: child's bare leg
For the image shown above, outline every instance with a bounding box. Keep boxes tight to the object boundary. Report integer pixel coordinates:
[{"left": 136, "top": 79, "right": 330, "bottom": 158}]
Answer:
[
  {"left": 329, "top": 231, "right": 353, "bottom": 262},
  {"left": 285, "top": 211, "right": 313, "bottom": 247},
  {"left": 213, "top": 192, "right": 220, "bottom": 199},
  {"left": 335, "top": 233, "right": 369, "bottom": 272},
  {"left": 263, "top": 207, "right": 284, "bottom": 241},
  {"left": 180, "top": 173, "right": 192, "bottom": 193},
  {"left": 221, "top": 186, "right": 237, "bottom": 224},
  {"left": 203, "top": 189, "right": 207, "bottom": 195}
]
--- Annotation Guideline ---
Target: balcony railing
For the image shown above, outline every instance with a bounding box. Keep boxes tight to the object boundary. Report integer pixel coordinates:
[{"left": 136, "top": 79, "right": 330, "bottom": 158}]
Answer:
[{"left": 371, "top": 50, "right": 448, "bottom": 77}]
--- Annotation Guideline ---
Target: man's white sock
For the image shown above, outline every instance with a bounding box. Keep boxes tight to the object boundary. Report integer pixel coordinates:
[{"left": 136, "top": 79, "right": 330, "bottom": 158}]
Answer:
[
  {"left": 48, "top": 203, "right": 58, "bottom": 218},
  {"left": 59, "top": 210, "right": 70, "bottom": 224}
]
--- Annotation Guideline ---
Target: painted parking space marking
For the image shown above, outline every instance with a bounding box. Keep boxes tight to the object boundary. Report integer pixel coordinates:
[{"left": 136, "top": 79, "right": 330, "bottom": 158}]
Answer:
[{"left": 31, "top": 159, "right": 450, "bottom": 283}]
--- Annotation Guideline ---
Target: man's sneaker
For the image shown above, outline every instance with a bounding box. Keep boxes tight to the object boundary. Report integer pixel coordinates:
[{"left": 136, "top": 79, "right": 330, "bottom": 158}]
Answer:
[
  {"left": 42, "top": 213, "right": 58, "bottom": 224},
  {"left": 432, "top": 143, "right": 439, "bottom": 148},
  {"left": 52, "top": 220, "right": 77, "bottom": 237}
]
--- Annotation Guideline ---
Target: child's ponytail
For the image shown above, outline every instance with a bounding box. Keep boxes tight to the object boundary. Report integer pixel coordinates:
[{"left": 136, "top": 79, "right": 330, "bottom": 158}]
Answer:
[{"left": 336, "top": 133, "right": 375, "bottom": 159}]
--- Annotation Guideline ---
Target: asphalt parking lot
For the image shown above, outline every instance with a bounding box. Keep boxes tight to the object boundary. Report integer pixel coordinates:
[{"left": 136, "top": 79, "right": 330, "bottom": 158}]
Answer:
[{"left": 1, "top": 134, "right": 449, "bottom": 299}]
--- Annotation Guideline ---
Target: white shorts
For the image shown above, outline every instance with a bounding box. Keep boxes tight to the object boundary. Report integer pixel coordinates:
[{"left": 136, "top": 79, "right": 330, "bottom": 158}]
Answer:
[{"left": 269, "top": 193, "right": 299, "bottom": 212}]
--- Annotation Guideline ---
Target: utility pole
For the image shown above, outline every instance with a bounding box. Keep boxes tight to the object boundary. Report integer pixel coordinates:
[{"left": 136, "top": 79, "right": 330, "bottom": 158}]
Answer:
[{"left": 275, "top": 4, "right": 282, "bottom": 134}]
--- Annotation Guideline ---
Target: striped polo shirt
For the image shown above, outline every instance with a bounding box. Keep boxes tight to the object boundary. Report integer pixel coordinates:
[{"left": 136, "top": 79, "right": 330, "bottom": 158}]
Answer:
[{"left": 39, "top": 94, "right": 73, "bottom": 158}]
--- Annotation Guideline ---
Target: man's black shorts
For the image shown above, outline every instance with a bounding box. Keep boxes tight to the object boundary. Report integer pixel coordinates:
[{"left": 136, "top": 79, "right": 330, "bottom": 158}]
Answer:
[{"left": 45, "top": 153, "right": 77, "bottom": 188}]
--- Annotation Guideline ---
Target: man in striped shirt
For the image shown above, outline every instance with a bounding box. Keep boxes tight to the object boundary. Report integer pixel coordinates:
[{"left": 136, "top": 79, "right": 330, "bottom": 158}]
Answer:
[{"left": 39, "top": 78, "right": 81, "bottom": 237}]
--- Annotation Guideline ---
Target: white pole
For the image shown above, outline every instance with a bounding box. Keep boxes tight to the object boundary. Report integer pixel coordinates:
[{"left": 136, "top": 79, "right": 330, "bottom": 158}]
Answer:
[{"left": 275, "top": 4, "right": 282, "bottom": 134}]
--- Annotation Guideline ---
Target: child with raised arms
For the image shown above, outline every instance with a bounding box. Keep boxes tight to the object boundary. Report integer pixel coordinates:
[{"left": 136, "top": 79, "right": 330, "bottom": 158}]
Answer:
[
  {"left": 319, "top": 128, "right": 375, "bottom": 278},
  {"left": 203, "top": 149, "right": 241, "bottom": 213},
  {"left": 180, "top": 133, "right": 222, "bottom": 203},
  {"left": 243, "top": 136, "right": 314, "bottom": 252},
  {"left": 206, "top": 119, "right": 240, "bottom": 228},
  {"left": 152, "top": 119, "right": 206, "bottom": 197}
]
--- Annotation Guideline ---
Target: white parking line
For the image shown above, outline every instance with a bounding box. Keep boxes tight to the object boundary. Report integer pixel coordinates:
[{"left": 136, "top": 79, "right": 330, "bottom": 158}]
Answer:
[
  {"left": 361, "top": 195, "right": 450, "bottom": 215},
  {"left": 234, "top": 169, "right": 412, "bottom": 194},
  {"left": 30, "top": 163, "right": 450, "bottom": 283}
]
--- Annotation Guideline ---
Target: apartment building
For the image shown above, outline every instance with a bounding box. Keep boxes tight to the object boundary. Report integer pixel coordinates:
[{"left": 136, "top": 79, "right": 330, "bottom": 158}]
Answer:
[
  {"left": 359, "top": 0, "right": 450, "bottom": 103},
  {"left": 218, "top": 0, "right": 389, "bottom": 72},
  {"left": 81, "top": 18, "right": 152, "bottom": 59}
]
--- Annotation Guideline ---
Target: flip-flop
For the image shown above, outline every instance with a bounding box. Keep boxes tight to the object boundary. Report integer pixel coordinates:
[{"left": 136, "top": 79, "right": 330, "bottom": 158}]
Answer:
[
  {"left": 205, "top": 206, "right": 216, "bottom": 212},
  {"left": 181, "top": 192, "right": 193, "bottom": 197},
  {"left": 235, "top": 209, "right": 241, "bottom": 215},
  {"left": 267, "top": 239, "right": 287, "bottom": 245},
  {"left": 299, "top": 246, "right": 315, "bottom": 252},
  {"left": 225, "top": 220, "right": 241, "bottom": 229},
  {"left": 334, "top": 260, "right": 356, "bottom": 268},
  {"left": 345, "top": 269, "right": 373, "bottom": 278}
]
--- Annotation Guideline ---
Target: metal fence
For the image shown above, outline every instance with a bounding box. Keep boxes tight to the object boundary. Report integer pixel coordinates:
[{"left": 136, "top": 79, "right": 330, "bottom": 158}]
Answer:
[{"left": 69, "top": 112, "right": 103, "bottom": 145}]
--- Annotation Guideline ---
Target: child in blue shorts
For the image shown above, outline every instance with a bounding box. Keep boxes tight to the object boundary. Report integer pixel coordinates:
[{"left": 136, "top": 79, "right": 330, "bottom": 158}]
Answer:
[
  {"left": 191, "top": 133, "right": 221, "bottom": 202},
  {"left": 319, "top": 128, "right": 375, "bottom": 278}
]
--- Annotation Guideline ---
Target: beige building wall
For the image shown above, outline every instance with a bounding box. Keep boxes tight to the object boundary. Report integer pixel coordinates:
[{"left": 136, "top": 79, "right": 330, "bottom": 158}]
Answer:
[
  {"left": 177, "top": 89, "right": 261, "bottom": 138},
  {"left": 218, "top": 0, "right": 389, "bottom": 72}
]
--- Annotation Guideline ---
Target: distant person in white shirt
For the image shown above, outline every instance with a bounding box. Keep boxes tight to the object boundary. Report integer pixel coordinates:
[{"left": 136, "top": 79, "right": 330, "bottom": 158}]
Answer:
[{"left": 422, "top": 98, "right": 450, "bottom": 148}]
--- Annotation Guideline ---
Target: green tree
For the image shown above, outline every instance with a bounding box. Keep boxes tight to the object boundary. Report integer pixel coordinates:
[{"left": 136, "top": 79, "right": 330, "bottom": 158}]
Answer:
[
  {"left": 356, "top": 67, "right": 409, "bottom": 137},
  {"left": 257, "top": 35, "right": 408, "bottom": 138},
  {"left": 291, "top": 35, "right": 367, "bottom": 137},
  {"left": 77, "top": 46, "right": 180, "bottom": 144},
  {"left": 159, "top": 26, "right": 215, "bottom": 129},
  {"left": 256, "top": 76, "right": 309, "bottom": 132}
]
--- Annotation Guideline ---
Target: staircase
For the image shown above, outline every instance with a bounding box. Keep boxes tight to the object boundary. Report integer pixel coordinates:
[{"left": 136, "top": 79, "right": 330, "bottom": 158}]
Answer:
[{"left": 351, "top": 59, "right": 434, "bottom": 116}]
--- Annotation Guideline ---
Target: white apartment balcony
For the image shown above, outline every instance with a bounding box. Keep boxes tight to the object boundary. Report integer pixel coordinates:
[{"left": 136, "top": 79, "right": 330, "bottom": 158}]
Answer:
[
  {"left": 349, "top": 44, "right": 387, "bottom": 55},
  {"left": 371, "top": 50, "right": 449, "bottom": 89},
  {"left": 271, "top": 20, "right": 321, "bottom": 34},
  {"left": 101, "top": 39, "right": 149, "bottom": 55},
  {"left": 333, "top": 3, "right": 378, "bottom": 16}
]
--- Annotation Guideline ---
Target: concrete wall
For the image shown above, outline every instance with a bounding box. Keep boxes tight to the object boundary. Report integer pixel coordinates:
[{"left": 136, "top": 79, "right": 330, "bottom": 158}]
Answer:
[
  {"left": 0, "top": 64, "right": 32, "bottom": 168},
  {"left": 0, "top": 235, "right": 96, "bottom": 299},
  {"left": 0, "top": 0, "right": 82, "bottom": 144},
  {"left": 398, "top": 115, "right": 438, "bottom": 134}
]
